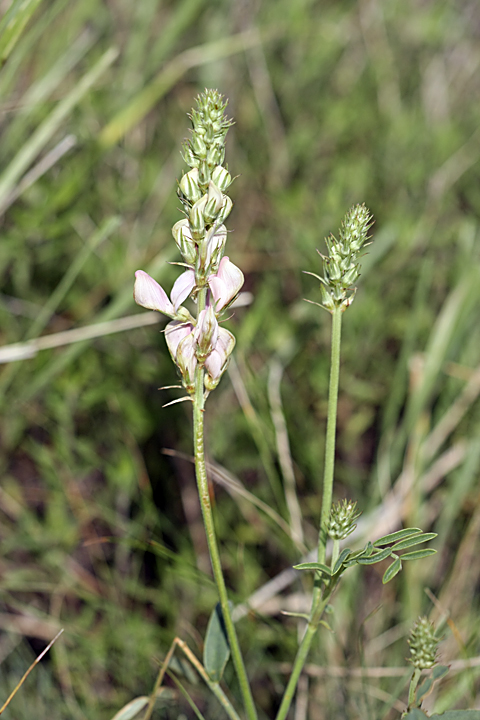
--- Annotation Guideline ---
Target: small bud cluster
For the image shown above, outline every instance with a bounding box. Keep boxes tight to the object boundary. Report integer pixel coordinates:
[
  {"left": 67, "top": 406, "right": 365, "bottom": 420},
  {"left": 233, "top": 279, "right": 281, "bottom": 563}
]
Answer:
[
  {"left": 133, "top": 90, "right": 243, "bottom": 397},
  {"left": 408, "top": 617, "right": 439, "bottom": 669},
  {"left": 328, "top": 499, "right": 361, "bottom": 540},
  {"left": 307, "top": 204, "right": 373, "bottom": 313}
]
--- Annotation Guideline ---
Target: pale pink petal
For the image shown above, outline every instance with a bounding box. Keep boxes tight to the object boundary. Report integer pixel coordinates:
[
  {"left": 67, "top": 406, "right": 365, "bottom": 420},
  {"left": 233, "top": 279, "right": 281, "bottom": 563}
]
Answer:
[
  {"left": 164, "top": 320, "right": 194, "bottom": 360},
  {"left": 134, "top": 270, "right": 174, "bottom": 316},
  {"left": 176, "top": 333, "right": 197, "bottom": 393},
  {"left": 171, "top": 270, "right": 196, "bottom": 312},
  {"left": 205, "top": 328, "right": 235, "bottom": 380},
  {"left": 208, "top": 256, "right": 244, "bottom": 311}
]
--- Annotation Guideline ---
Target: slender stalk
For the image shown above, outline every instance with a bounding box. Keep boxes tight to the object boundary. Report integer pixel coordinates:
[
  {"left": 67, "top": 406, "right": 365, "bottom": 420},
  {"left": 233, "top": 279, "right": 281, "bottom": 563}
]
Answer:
[
  {"left": 275, "top": 586, "right": 333, "bottom": 720},
  {"left": 275, "top": 306, "right": 343, "bottom": 720},
  {"left": 318, "top": 306, "right": 342, "bottom": 565},
  {"left": 408, "top": 667, "right": 422, "bottom": 708},
  {"left": 192, "top": 289, "right": 257, "bottom": 720}
]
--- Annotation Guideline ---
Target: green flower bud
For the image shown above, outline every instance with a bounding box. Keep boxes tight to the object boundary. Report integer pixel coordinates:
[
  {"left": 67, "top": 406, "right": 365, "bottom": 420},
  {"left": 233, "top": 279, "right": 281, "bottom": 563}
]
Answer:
[
  {"left": 204, "top": 181, "right": 224, "bottom": 224},
  {"left": 172, "top": 219, "right": 197, "bottom": 264},
  {"left": 216, "top": 195, "right": 233, "bottom": 225},
  {"left": 191, "top": 133, "right": 207, "bottom": 159},
  {"left": 189, "top": 195, "right": 207, "bottom": 241},
  {"left": 307, "top": 204, "right": 373, "bottom": 313},
  {"left": 328, "top": 499, "right": 361, "bottom": 541},
  {"left": 212, "top": 165, "right": 232, "bottom": 192},
  {"left": 178, "top": 168, "right": 202, "bottom": 204},
  {"left": 409, "top": 617, "right": 440, "bottom": 670}
]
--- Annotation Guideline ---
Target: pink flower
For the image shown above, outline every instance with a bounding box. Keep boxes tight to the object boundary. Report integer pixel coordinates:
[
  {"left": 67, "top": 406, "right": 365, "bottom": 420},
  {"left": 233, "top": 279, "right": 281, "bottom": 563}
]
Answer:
[
  {"left": 164, "top": 320, "right": 195, "bottom": 360},
  {"left": 208, "top": 256, "right": 244, "bottom": 312},
  {"left": 205, "top": 327, "right": 236, "bottom": 386},
  {"left": 134, "top": 269, "right": 196, "bottom": 317},
  {"left": 134, "top": 271, "right": 174, "bottom": 316}
]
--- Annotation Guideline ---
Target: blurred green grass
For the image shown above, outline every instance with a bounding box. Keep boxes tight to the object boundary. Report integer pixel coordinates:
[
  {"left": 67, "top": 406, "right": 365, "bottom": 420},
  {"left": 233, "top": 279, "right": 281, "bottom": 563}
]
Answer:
[{"left": 0, "top": 0, "right": 480, "bottom": 718}]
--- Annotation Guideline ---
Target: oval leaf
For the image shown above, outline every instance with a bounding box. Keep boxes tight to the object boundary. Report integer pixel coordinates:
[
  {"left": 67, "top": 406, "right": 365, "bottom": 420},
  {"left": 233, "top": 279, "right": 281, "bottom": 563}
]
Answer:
[
  {"left": 392, "top": 532, "right": 437, "bottom": 551},
  {"left": 401, "top": 548, "right": 437, "bottom": 561},
  {"left": 357, "top": 547, "right": 392, "bottom": 565},
  {"left": 204, "top": 603, "right": 231, "bottom": 683},
  {"left": 374, "top": 528, "right": 422, "bottom": 547},
  {"left": 382, "top": 556, "right": 402, "bottom": 583},
  {"left": 110, "top": 696, "right": 149, "bottom": 720},
  {"left": 293, "top": 562, "right": 331, "bottom": 576}
]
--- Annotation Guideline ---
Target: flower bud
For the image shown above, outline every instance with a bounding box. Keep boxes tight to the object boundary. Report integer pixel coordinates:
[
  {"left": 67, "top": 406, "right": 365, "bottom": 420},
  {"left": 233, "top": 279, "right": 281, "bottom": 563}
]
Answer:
[
  {"left": 189, "top": 195, "right": 207, "bottom": 240},
  {"left": 328, "top": 499, "right": 361, "bottom": 541},
  {"left": 176, "top": 332, "right": 197, "bottom": 395},
  {"left": 178, "top": 168, "right": 202, "bottom": 204},
  {"left": 212, "top": 165, "right": 232, "bottom": 192},
  {"left": 194, "top": 306, "right": 219, "bottom": 362},
  {"left": 408, "top": 617, "right": 440, "bottom": 670},
  {"left": 207, "top": 142, "right": 224, "bottom": 168},
  {"left": 172, "top": 219, "right": 197, "bottom": 264},
  {"left": 191, "top": 133, "right": 207, "bottom": 159},
  {"left": 182, "top": 141, "right": 200, "bottom": 169},
  {"left": 204, "top": 327, "right": 236, "bottom": 391},
  {"left": 204, "top": 181, "right": 225, "bottom": 224},
  {"left": 216, "top": 195, "right": 233, "bottom": 225},
  {"left": 203, "top": 224, "right": 227, "bottom": 274}
]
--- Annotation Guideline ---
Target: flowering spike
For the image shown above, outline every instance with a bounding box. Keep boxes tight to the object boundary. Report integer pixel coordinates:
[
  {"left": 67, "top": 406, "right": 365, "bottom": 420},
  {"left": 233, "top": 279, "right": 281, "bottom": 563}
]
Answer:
[
  {"left": 307, "top": 204, "right": 374, "bottom": 313},
  {"left": 408, "top": 617, "right": 440, "bottom": 669},
  {"left": 134, "top": 90, "right": 241, "bottom": 396},
  {"left": 328, "top": 499, "right": 362, "bottom": 540}
]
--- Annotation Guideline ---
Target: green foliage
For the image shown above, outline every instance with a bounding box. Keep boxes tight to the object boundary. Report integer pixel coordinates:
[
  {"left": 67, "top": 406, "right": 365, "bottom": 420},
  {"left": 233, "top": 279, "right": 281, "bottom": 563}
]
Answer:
[{"left": 203, "top": 603, "right": 231, "bottom": 683}]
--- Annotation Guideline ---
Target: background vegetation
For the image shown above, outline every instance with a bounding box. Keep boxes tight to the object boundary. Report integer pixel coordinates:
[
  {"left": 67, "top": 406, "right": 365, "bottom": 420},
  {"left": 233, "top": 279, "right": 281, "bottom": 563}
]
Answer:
[{"left": 0, "top": 0, "right": 479, "bottom": 718}]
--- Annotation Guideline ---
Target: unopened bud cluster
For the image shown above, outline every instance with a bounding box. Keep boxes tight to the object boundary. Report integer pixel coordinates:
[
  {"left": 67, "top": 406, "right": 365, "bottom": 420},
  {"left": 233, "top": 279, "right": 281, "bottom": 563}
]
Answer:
[
  {"left": 408, "top": 617, "right": 439, "bottom": 669},
  {"left": 328, "top": 499, "right": 361, "bottom": 541},
  {"left": 309, "top": 204, "right": 373, "bottom": 313},
  {"left": 133, "top": 90, "right": 242, "bottom": 396}
]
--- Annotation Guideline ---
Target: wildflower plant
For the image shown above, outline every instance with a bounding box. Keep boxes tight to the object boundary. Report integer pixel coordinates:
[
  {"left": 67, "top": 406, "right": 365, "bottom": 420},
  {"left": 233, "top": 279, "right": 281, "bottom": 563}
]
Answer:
[{"left": 132, "top": 91, "right": 439, "bottom": 720}]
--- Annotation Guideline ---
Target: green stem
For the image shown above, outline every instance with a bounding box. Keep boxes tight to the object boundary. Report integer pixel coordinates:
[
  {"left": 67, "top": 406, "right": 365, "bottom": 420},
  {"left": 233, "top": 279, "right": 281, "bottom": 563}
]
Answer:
[
  {"left": 331, "top": 538, "right": 340, "bottom": 572},
  {"left": 275, "top": 585, "right": 334, "bottom": 720},
  {"left": 408, "top": 667, "right": 422, "bottom": 708},
  {"left": 275, "top": 306, "right": 343, "bottom": 720},
  {"left": 318, "top": 306, "right": 342, "bottom": 565},
  {"left": 192, "top": 287, "right": 257, "bottom": 720}
]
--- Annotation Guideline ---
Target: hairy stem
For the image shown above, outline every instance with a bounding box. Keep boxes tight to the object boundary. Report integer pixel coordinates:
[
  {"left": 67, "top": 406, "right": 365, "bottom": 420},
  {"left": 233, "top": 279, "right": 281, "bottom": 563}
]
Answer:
[{"left": 193, "top": 286, "right": 257, "bottom": 720}]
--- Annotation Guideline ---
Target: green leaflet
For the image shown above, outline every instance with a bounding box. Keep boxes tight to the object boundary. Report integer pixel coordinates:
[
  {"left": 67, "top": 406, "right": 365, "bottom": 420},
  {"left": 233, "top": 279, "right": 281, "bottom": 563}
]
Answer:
[{"left": 203, "top": 602, "right": 231, "bottom": 683}]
